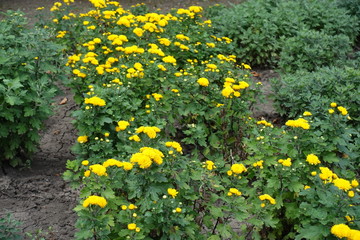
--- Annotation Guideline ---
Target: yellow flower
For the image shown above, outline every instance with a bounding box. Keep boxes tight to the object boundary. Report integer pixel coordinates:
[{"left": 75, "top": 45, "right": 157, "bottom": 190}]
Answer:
[
  {"left": 121, "top": 205, "right": 127, "bottom": 210},
  {"left": 304, "top": 185, "right": 311, "bottom": 190},
  {"left": 133, "top": 27, "right": 144, "bottom": 37},
  {"left": 175, "top": 207, "right": 182, "bottom": 213},
  {"left": 333, "top": 178, "right": 352, "bottom": 191},
  {"left": 351, "top": 179, "right": 359, "bottom": 187},
  {"left": 158, "top": 38, "right": 171, "bottom": 46},
  {"left": 77, "top": 136, "right": 88, "bottom": 143},
  {"left": 128, "top": 223, "right": 137, "bottom": 230},
  {"left": 128, "top": 204, "right": 136, "bottom": 210},
  {"left": 204, "top": 160, "right": 215, "bottom": 170},
  {"left": 152, "top": 93, "right": 163, "bottom": 101},
  {"left": 167, "top": 188, "right": 178, "bottom": 198},
  {"left": 81, "top": 160, "right": 89, "bottom": 166},
  {"left": 285, "top": 118, "right": 310, "bottom": 130},
  {"left": 328, "top": 109, "right": 335, "bottom": 114},
  {"left": 337, "top": 106, "right": 348, "bottom": 116},
  {"left": 311, "top": 171, "right": 317, "bottom": 176},
  {"left": 259, "top": 194, "right": 276, "bottom": 205},
  {"left": 197, "top": 77, "right": 209, "bottom": 87},
  {"left": 129, "top": 135, "right": 141, "bottom": 142},
  {"left": 222, "top": 86, "right": 234, "bottom": 98},
  {"left": 331, "top": 224, "right": 351, "bottom": 239},
  {"left": 162, "top": 56, "right": 177, "bottom": 64},
  {"left": 165, "top": 141, "right": 182, "bottom": 153},
  {"left": 303, "top": 111, "right": 312, "bottom": 116},
  {"left": 227, "top": 188, "right": 241, "bottom": 196},
  {"left": 140, "top": 147, "right": 164, "bottom": 165},
  {"left": 136, "top": 126, "right": 161, "bottom": 139},
  {"left": 116, "top": 120, "right": 130, "bottom": 131},
  {"left": 230, "top": 163, "right": 247, "bottom": 174},
  {"left": 83, "top": 195, "right": 107, "bottom": 208},
  {"left": 278, "top": 158, "right": 292, "bottom": 167},
  {"left": 330, "top": 102, "right": 337, "bottom": 107},
  {"left": 348, "top": 190, "right": 355, "bottom": 198},
  {"left": 103, "top": 159, "right": 122, "bottom": 168},
  {"left": 253, "top": 160, "right": 264, "bottom": 168},
  {"left": 122, "top": 162, "right": 134, "bottom": 171},
  {"left": 130, "top": 153, "right": 152, "bottom": 169},
  {"left": 306, "top": 154, "right": 321, "bottom": 165},
  {"left": 206, "top": 63, "right": 217, "bottom": 69},
  {"left": 84, "top": 96, "right": 106, "bottom": 106},
  {"left": 319, "top": 167, "right": 334, "bottom": 181},
  {"left": 89, "top": 164, "right": 107, "bottom": 176}
]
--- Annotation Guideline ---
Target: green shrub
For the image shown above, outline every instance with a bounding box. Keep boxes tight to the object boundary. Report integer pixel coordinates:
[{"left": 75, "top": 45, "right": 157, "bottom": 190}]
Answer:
[
  {"left": 271, "top": 66, "right": 360, "bottom": 126},
  {"left": 0, "top": 11, "right": 65, "bottom": 167},
  {"left": 210, "top": 0, "right": 359, "bottom": 67},
  {"left": 278, "top": 30, "right": 352, "bottom": 72},
  {"left": 0, "top": 214, "right": 23, "bottom": 240}
]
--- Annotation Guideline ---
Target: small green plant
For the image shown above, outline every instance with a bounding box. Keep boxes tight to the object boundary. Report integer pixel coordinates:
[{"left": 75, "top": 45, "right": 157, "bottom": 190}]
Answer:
[
  {"left": 0, "top": 10, "right": 66, "bottom": 167},
  {"left": 0, "top": 213, "right": 23, "bottom": 240},
  {"left": 278, "top": 30, "right": 352, "bottom": 72}
]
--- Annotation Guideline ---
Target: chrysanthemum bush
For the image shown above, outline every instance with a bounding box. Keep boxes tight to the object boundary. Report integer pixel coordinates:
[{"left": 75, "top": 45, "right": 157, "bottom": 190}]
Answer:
[
  {"left": 43, "top": 0, "right": 360, "bottom": 239},
  {"left": 0, "top": 10, "right": 66, "bottom": 167}
]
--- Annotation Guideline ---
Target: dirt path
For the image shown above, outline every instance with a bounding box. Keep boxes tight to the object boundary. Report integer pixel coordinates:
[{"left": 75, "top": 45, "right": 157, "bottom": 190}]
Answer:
[{"left": 0, "top": 84, "right": 79, "bottom": 239}]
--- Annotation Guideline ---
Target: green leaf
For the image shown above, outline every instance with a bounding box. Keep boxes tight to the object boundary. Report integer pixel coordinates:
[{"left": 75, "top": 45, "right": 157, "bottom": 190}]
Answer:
[
  {"left": 322, "top": 152, "right": 338, "bottom": 163},
  {"left": 102, "top": 188, "right": 115, "bottom": 199},
  {"left": 5, "top": 95, "right": 22, "bottom": 106},
  {"left": 209, "top": 207, "right": 224, "bottom": 218}
]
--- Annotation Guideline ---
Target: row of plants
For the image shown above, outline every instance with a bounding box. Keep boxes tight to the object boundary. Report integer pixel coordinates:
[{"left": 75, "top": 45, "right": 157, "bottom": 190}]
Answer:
[
  {"left": 206, "top": 0, "right": 359, "bottom": 71},
  {"left": 205, "top": 0, "right": 360, "bottom": 131},
  {"left": 0, "top": 10, "right": 67, "bottom": 167},
  {"left": 36, "top": 0, "right": 360, "bottom": 239}
]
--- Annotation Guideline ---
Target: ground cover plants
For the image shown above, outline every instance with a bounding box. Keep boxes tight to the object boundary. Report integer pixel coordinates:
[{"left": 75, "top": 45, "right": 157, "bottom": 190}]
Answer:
[{"left": 1, "top": 0, "right": 359, "bottom": 239}]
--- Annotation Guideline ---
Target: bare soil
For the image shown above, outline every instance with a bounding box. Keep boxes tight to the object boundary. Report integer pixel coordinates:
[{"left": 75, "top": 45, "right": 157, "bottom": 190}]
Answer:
[{"left": 0, "top": 1, "right": 278, "bottom": 239}]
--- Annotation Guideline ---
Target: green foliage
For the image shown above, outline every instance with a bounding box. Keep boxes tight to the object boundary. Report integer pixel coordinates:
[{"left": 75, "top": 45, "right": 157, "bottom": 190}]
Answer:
[
  {"left": 0, "top": 10, "right": 67, "bottom": 166},
  {"left": 278, "top": 30, "right": 352, "bottom": 72},
  {"left": 0, "top": 213, "right": 23, "bottom": 240},
  {"left": 271, "top": 66, "right": 360, "bottom": 126},
  {"left": 210, "top": 0, "right": 359, "bottom": 67},
  {"left": 46, "top": 0, "right": 360, "bottom": 239},
  {"left": 337, "top": 0, "right": 360, "bottom": 19}
]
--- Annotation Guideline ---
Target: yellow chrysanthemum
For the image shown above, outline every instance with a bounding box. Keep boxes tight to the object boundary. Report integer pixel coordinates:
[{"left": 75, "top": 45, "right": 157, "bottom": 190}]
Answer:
[
  {"left": 197, "top": 77, "right": 209, "bottom": 87},
  {"left": 331, "top": 224, "right": 351, "bottom": 239},
  {"left": 89, "top": 164, "right": 107, "bottom": 176},
  {"left": 77, "top": 136, "right": 88, "bottom": 143},
  {"left": 230, "top": 163, "right": 247, "bottom": 174},
  {"left": 84, "top": 96, "right": 106, "bottom": 106},
  {"left": 306, "top": 154, "right": 321, "bottom": 165},
  {"left": 83, "top": 195, "right": 107, "bottom": 208},
  {"left": 167, "top": 188, "right": 178, "bottom": 198}
]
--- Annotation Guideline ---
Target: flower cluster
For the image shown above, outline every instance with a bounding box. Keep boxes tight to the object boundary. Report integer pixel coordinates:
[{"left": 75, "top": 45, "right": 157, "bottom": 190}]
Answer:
[
  {"left": 285, "top": 118, "right": 310, "bottom": 129},
  {"left": 83, "top": 195, "right": 108, "bottom": 208},
  {"left": 331, "top": 224, "right": 360, "bottom": 240}
]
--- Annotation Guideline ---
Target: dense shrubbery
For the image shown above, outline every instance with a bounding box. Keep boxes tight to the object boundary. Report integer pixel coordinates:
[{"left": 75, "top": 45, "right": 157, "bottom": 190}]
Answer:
[
  {"left": 0, "top": 11, "right": 66, "bottom": 167},
  {"left": 209, "top": 0, "right": 359, "bottom": 68},
  {"left": 271, "top": 66, "right": 360, "bottom": 126},
  {"left": 278, "top": 30, "right": 352, "bottom": 72}
]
